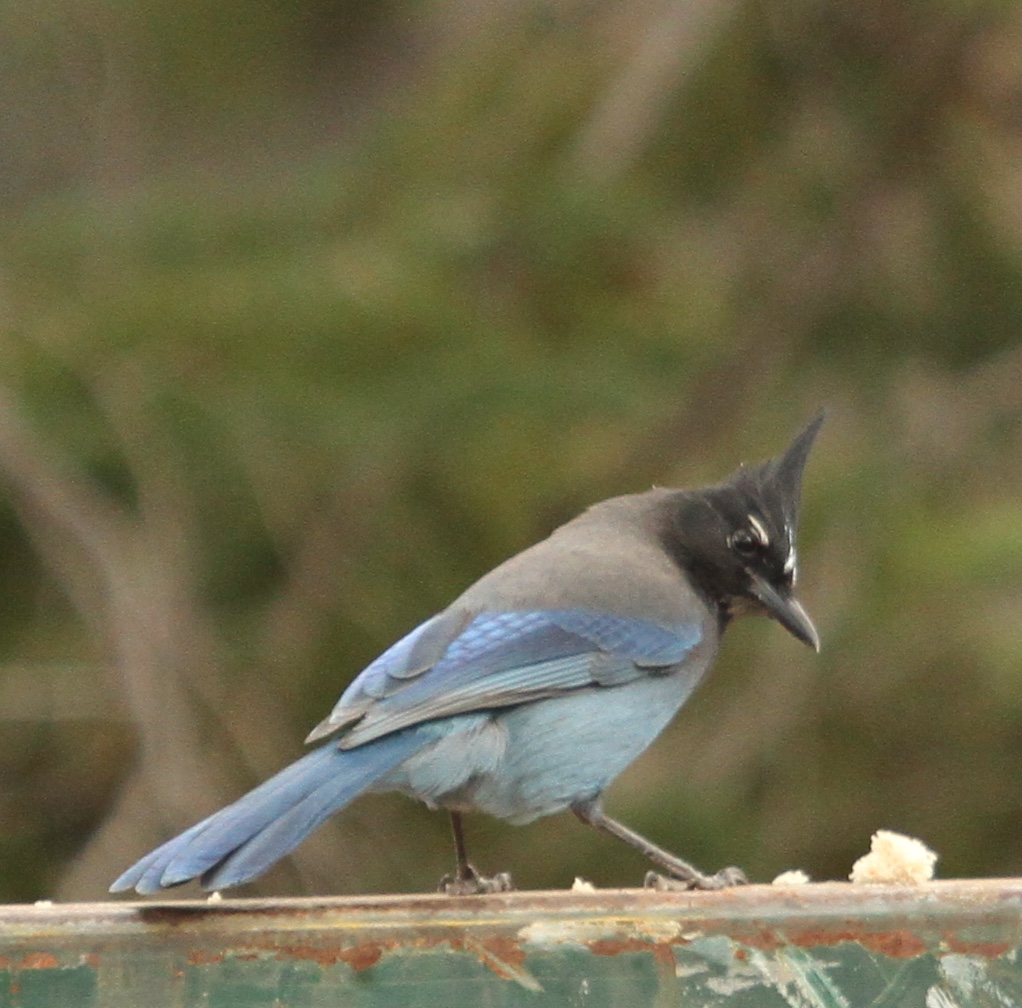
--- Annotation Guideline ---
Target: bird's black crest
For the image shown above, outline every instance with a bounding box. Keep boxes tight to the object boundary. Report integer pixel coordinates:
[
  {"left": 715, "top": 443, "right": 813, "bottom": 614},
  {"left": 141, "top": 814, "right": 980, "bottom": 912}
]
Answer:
[{"left": 727, "top": 411, "right": 825, "bottom": 526}]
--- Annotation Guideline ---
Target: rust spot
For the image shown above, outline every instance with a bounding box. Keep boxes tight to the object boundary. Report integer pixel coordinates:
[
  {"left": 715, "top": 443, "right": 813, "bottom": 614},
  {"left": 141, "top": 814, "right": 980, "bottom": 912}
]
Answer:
[
  {"left": 592, "top": 932, "right": 662, "bottom": 956},
  {"left": 942, "top": 934, "right": 1012, "bottom": 958},
  {"left": 463, "top": 935, "right": 542, "bottom": 991},
  {"left": 342, "top": 944, "right": 383, "bottom": 972},
  {"left": 187, "top": 949, "right": 225, "bottom": 966},
  {"left": 273, "top": 945, "right": 342, "bottom": 967},
  {"left": 476, "top": 937, "right": 527, "bottom": 978},
  {"left": 20, "top": 953, "right": 59, "bottom": 970},
  {"left": 589, "top": 938, "right": 658, "bottom": 957},
  {"left": 737, "top": 930, "right": 783, "bottom": 952},
  {"left": 274, "top": 943, "right": 383, "bottom": 970},
  {"left": 766, "top": 929, "right": 928, "bottom": 959},
  {"left": 699, "top": 916, "right": 785, "bottom": 949},
  {"left": 858, "top": 931, "right": 928, "bottom": 959},
  {"left": 587, "top": 937, "right": 676, "bottom": 970}
]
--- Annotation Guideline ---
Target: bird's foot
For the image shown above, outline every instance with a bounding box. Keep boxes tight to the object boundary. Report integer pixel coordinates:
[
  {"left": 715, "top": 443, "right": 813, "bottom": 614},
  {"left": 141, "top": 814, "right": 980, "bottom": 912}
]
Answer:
[
  {"left": 439, "top": 864, "right": 514, "bottom": 896},
  {"left": 644, "top": 866, "right": 748, "bottom": 891}
]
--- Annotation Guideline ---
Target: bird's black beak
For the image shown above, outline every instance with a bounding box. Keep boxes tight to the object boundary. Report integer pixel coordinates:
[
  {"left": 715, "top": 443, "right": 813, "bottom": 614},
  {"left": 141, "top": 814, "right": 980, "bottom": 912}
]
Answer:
[{"left": 749, "top": 574, "right": 820, "bottom": 651}]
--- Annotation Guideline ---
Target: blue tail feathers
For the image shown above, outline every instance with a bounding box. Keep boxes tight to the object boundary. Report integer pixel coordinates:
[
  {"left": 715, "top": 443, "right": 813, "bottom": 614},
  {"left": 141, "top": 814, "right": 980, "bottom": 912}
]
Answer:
[{"left": 110, "top": 730, "right": 428, "bottom": 894}]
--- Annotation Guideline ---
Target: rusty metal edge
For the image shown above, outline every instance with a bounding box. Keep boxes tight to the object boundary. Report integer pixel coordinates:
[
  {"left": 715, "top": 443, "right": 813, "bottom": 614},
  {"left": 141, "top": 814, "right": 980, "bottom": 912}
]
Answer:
[{"left": 0, "top": 878, "right": 1020, "bottom": 939}]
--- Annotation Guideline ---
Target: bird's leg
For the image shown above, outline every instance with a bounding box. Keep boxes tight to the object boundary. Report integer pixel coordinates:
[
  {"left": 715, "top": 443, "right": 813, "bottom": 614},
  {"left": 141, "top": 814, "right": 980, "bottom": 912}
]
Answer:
[
  {"left": 572, "top": 798, "right": 747, "bottom": 890},
  {"left": 438, "top": 811, "right": 514, "bottom": 895}
]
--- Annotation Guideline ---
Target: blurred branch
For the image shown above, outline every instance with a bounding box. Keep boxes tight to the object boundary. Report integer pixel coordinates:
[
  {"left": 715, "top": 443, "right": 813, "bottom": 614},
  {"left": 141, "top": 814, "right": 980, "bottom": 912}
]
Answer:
[
  {"left": 77, "top": 364, "right": 367, "bottom": 897},
  {"left": 0, "top": 384, "right": 237, "bottom": 893},
  {"left": 0, "top": 366, "right": 377, "bottom": 897},
  {"left": 568, "top": 0, "right": 735, "bottom": 183}
]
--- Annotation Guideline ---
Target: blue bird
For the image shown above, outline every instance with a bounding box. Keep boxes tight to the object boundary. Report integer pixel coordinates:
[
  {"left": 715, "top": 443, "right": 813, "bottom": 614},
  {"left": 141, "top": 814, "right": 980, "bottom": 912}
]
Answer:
[{"left": 111, "top": 415, "right": 822, "bottom": 896}]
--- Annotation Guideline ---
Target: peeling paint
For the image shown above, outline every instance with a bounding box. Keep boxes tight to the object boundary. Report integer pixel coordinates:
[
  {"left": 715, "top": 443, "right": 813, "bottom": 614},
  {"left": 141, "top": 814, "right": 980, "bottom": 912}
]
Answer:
[
  {"left": 926, "top": 988, "right": 960, "bottom": 1008},
  {"left": 705, "top": 974, "right": 761, "bottom": 995},
  {"left": 0, "top": 880, "right": 1019, "bottom": 1005},
  {"left": 934, "top": 951, "right": 1022, "bottom": 1008}
]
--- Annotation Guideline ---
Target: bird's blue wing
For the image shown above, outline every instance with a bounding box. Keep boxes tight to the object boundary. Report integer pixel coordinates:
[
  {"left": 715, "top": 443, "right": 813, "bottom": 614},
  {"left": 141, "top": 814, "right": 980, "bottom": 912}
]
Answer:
[{"left": 309, "top": 609, "right": 702, "bottom": 749}]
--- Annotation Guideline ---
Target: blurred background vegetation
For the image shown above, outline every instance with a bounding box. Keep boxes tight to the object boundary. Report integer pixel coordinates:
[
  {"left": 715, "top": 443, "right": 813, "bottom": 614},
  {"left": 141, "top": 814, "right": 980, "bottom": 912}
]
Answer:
[{"left": 0, "top": 0, "right": 1020, "bottom": 902}]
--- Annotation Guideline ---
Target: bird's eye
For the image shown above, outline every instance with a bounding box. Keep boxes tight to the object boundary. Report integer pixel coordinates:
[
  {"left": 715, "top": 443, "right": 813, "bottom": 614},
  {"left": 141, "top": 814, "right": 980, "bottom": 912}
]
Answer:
[{"left": 729, "top": 530, "right": 760, "bottom": 556}]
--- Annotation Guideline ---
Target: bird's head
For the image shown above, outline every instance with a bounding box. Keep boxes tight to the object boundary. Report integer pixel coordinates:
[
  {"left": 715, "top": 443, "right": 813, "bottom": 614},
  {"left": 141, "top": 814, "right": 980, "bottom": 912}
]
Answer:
[{"left": 665, "top": 414, "right": 824, "bottom": 649}]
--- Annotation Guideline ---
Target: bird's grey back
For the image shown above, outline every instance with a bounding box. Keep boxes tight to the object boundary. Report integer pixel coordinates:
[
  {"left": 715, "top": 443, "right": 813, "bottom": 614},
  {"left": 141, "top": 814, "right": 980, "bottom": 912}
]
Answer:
[{"left": 454, "top": 489, "right": 712, "bottom": 631}]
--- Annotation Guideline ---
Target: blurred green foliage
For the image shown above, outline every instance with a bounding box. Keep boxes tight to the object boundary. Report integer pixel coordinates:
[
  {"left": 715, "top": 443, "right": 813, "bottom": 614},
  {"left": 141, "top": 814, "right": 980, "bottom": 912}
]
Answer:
[{"left": 0, "top": 0, "right": 1020, "bottom": 902}]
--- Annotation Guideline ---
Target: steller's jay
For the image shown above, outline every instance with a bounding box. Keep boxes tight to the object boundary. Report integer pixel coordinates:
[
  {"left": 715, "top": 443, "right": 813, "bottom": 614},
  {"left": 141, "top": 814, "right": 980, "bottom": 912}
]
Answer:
[{"left": 111, "top": 415, "right": 822, "bottom": 896}]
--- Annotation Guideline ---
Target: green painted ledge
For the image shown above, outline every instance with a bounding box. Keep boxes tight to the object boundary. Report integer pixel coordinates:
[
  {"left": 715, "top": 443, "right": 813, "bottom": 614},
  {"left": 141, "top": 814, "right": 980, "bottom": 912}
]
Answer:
[{"left": 0, "top": 879, "right": 1019, "bottom": 1006}]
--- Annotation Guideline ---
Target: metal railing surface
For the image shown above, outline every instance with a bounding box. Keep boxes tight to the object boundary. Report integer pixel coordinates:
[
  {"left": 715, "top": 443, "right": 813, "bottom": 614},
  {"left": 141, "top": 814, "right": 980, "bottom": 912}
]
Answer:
[{"left": 0, "top": 878, "right": 1019, "bottom": 1006}]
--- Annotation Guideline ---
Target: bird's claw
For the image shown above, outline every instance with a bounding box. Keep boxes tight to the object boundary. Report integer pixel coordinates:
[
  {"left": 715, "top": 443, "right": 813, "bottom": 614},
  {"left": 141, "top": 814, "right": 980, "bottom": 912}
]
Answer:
[
  {"left": 439, "top": 864, "right": 514, "bottom": 896},
  {"left": 644, "top": 866, "right": 748, "bottom": 891}
]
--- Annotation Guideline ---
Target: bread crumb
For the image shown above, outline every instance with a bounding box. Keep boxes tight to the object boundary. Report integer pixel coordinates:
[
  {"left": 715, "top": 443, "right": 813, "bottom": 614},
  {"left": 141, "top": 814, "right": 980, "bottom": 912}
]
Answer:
[
  {"left": 571, "top": 877, "right": 597, "bottom": 892},
  {"left": 772, "top": 869, "right": 811, "bottom": 885},
  {"left": 206, "top": 891, "right": 223, "bottom": 902},
  {"left": 33, "top": 900, "right": 54, "bottom": 908},
  {"left": 850, "top": 830, "right": 937, "bottom": 884}
]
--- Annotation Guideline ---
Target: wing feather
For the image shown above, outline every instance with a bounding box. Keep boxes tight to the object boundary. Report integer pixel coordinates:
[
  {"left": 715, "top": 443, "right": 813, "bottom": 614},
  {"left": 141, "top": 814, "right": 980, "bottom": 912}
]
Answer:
[{"left": 308, "top": 609, "right": 702, "bottom": 749}]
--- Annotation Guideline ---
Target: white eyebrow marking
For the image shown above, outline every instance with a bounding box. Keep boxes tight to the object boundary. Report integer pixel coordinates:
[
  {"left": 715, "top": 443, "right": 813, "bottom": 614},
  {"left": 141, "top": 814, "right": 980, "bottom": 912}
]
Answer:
[
  {"left": 747, "top": 514, "right": 769, "bottom": 546},
  {"left": 782, "top": 522, "right": 797, "bottom": 574}
]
